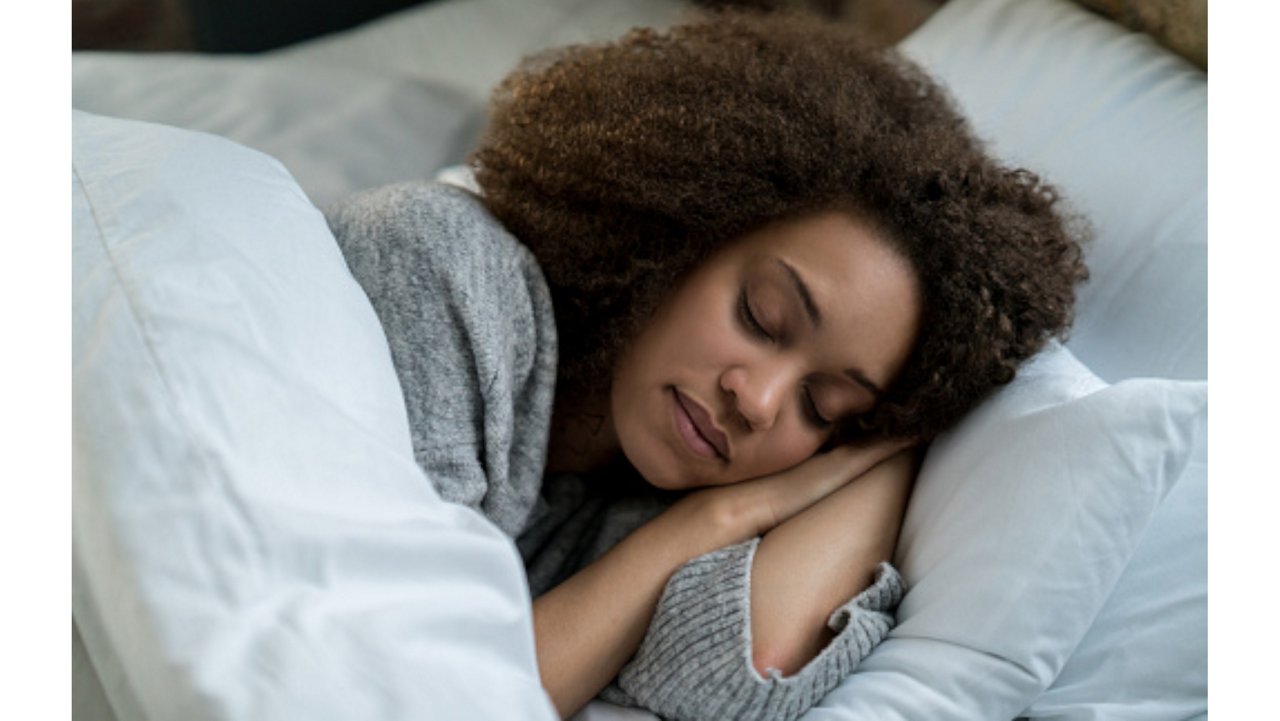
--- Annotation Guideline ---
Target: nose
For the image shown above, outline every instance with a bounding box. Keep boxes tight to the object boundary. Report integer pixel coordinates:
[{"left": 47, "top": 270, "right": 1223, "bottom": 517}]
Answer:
[{"left": 720, "top": 362, "right": 791, "bottom": 432}]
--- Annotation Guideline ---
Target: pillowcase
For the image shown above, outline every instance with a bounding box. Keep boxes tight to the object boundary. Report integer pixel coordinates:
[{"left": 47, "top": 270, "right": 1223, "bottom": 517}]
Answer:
[
  {"left": 1020, "top": 430, "right": 1207, "bottom": 720},
  {"left": 807, "top": 344, "right": 1206, "bottom": 720},
  {"left": 71, "top": 54, "right": 485, "bottom": 207},
  {"left": 72, "top": 110, "right": 556, "bottom": 721},
  {"left": 899, "top": 0, "right": 1206, "bottom": 384}
]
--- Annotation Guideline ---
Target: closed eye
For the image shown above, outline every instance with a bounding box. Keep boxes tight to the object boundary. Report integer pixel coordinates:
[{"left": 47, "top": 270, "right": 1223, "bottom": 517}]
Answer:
[
  {"left": 802, "top": 387, "right": 833, "bottom": 430},
  {"left": 737, "top": 287, "right": 771, "bottom": 341}
]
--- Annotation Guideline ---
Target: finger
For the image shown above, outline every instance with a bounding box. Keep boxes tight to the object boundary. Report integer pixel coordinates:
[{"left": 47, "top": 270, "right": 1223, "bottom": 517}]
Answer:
[
  {"left": 752, "top": 439, "right": 914, "bottom": 522},
  {"left": 741, "top": 455, "right": 867, "bottom": 529},
  {"left": 803, "top": 438, "right": 907, "bottom": 484}
]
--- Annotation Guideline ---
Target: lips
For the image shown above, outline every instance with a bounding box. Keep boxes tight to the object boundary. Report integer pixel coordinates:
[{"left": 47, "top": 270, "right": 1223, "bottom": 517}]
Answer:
[{"left": 672, "top": 388, "right": 730, "bottom": 461}]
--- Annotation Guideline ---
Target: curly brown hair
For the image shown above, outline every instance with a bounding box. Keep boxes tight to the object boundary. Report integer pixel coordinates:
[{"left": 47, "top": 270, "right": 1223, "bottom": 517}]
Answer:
[{"left": 472, "top": 11, "right": 1088, "bottom": 443}]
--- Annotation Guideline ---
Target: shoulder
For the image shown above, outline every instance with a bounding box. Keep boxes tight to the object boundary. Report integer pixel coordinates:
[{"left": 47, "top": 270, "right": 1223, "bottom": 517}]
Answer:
[
  {"left": 324, "top": 181, "right": 557, "bottom": 366},
  {"left": 325, "top": 181, "right": 558, "bottom": 536},
  {"left": 324, "top": 180, "right": 539, "bottom": 281}
]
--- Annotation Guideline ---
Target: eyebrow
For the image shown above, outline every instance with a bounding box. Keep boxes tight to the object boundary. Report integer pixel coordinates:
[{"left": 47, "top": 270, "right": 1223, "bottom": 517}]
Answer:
[
  {"left": 776, "top": 258, "right": 822, "bottom": 328},
  {"left": 774, "top": 257, "right": 886, "bottom": 399}
]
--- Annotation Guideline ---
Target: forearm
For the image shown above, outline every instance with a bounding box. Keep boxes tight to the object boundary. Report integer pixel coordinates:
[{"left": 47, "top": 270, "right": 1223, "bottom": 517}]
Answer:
[
  {"left": 748, "top": 449, "right": 918, "bottom": 676},
  {"left": 532, "top": 502, "right": 721, "bottom": 718}
]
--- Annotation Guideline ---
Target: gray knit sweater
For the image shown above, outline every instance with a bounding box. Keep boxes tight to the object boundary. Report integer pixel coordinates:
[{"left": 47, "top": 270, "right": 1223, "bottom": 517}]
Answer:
[{"left": 325, "top": 181, "right": 904, "bottom": 721}]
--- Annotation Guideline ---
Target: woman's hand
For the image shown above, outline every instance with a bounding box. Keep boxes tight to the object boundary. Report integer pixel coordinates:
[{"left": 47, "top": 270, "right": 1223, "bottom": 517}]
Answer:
[{"left": 664, "top": 436, "right": 913, "bottom": 554}]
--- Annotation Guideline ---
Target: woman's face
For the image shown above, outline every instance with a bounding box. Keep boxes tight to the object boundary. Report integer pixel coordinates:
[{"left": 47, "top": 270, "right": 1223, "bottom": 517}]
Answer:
[{"left": 610, "top": 211, "right": 922, "bottom": 490}]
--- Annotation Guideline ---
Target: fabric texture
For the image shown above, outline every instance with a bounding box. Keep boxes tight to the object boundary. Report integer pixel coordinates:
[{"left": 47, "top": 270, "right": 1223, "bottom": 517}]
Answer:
[
  {"left": 72, "top": 110, "right": 556, "bottom": 721},
  {"left": 72, "top": 54, "right": 484, "bottom": 208},
  {"left": 603, "top": 541, "right": 904, "bottom": 721},
  {"left": 323, "top": 180, "right": 902, "bottom": 719},
  {"left": 1018, "top": 420, "right": 1207, "bottom": 721}
]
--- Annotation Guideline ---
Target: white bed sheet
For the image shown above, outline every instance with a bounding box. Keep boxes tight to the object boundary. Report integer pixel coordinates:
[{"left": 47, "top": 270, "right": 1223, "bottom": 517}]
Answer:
[{"left": 71, "top": 55, "right": 484, "bottom": 208}]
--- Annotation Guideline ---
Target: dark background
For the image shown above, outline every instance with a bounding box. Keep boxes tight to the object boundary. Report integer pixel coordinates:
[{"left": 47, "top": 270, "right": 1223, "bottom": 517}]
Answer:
[
  {"left": 70, "top": 1, "right": 938, "bottom": 54},
  {"left": 72, "top": 0, "right": 434, "bottom": 53}
]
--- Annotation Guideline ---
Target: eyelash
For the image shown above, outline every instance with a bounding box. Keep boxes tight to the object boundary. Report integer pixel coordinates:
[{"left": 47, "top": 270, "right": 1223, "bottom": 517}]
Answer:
[
  {"left": 737, "top": 288, "right": 770, "bottom": 341},
  {"left": 803, "top": 390, "right": 833, "bottom": 429},
  {"left": 737, "top": 288, "right": 832, "bottom": 430}
]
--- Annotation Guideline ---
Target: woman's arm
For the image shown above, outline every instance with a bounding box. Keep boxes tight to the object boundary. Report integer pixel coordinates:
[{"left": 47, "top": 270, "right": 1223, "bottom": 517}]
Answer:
[
  {"left": 533, "top": 439, "right": 906, "bottom": 718},
  {"left": 749, "top": 448, "right": 918, "bottom": 676},
  {"left": 532, "top": 502, "right": 713, "bottom": 718}
]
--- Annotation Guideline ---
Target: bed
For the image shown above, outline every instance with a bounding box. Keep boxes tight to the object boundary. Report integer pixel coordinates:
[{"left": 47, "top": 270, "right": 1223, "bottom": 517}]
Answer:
[{"left": 72, "top": 0, "right": 1207, "bottom": 719}]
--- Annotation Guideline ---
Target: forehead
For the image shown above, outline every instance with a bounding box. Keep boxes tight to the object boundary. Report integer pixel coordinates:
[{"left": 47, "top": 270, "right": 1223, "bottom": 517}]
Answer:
[{"left": 737, "top": 211, "right": 914, "bottom": 298}]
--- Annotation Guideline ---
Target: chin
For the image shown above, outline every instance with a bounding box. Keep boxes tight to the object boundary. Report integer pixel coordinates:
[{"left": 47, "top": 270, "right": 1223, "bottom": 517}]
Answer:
[
  {"left": 632, "top": 449, "right": 729, "bottom": 491},
  {"left": 617, "top": 434, "right": 698, "bottom": 490},
  {"left": 640, "top": 471, "right": 689, "bottom": 491},
  {"left": 622, "top": 447, "right": 683, "bottom": 490}
]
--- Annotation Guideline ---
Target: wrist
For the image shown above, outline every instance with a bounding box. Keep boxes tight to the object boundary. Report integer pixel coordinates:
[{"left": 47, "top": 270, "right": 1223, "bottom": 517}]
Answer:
[{"left": 648, "top": 491, "right": 757, "bottom": 561}]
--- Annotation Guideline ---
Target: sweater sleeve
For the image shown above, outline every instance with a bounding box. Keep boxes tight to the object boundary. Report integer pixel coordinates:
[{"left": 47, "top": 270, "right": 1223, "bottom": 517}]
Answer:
[{"left": 602, "top": 538, "right": 904, "bottom": 721}]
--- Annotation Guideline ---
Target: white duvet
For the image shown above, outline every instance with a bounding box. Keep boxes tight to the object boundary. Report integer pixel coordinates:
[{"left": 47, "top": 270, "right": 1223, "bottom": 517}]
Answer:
[{"left": 72, "top": 109, "right": 557, "bottom": 721}]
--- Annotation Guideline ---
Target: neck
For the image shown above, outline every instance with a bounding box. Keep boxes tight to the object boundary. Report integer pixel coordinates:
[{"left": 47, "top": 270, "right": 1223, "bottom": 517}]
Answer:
[{"left": 545, "top": 391, "right": 621, "bottom": 476}]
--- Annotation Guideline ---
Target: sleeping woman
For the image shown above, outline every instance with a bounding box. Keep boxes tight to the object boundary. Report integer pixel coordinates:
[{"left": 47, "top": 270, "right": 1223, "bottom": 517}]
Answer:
[{"left": 323, "top": 11, "right": 1087, "bottom": 721}]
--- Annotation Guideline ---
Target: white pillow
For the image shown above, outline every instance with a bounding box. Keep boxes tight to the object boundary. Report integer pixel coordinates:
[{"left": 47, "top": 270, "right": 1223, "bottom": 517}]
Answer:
[
  {"left": 72, "top": 110, "right": 556, "bottom": 721},
  {"left": 71, "top": 54, "right": 484, "bottom": 208},
  {"left": 899, "top": 0, "right": 1206, "bottom": 383},
  {"left": 1020, "top": 435, "right": 1207, "bottom": 721},
  {"left": 807, "top": 345, "right": 1206, "bottom": 720}
]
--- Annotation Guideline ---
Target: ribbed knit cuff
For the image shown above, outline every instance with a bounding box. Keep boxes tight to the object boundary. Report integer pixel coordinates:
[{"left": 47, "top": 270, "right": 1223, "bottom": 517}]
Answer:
[{"left": 609, "top": 538, "right": 904, "bottom": 721}]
